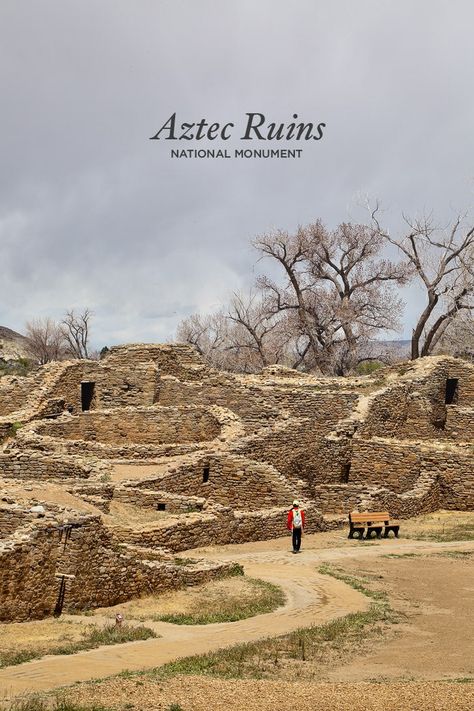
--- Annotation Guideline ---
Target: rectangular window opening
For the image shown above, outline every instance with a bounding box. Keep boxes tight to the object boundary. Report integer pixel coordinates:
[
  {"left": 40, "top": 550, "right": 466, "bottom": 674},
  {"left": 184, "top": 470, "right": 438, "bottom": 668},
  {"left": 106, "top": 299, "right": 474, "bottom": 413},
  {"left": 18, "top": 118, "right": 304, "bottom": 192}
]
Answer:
[
  {"left": 156, "top": 503, "right": 166, "bottom": 511},
  {"left": 341, "top": 463, "right": 351, "bottom": 483},
  {"left": 203, "top": 465, "right": 210, "bottom": 483},
  {"left": 81, "top": 382, "right": 95, "bottom": 411},
  {"left": 445, "top": 378, "right": 459, "bottom": 405}
]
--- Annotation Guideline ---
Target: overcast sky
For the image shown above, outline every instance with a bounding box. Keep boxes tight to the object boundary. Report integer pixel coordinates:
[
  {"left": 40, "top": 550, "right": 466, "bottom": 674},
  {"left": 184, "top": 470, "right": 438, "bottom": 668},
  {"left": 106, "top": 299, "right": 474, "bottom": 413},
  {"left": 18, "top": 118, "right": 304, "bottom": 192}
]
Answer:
[{"left": 1, "top": 0, "right": 473, "bottom": 348}]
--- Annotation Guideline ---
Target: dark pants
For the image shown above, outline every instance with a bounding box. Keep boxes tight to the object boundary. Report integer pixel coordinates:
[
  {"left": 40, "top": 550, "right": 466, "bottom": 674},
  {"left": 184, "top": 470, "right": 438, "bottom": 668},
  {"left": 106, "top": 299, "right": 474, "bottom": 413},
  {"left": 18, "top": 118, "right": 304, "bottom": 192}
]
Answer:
[{"left": 292, "top": 526, "right": 302, "bottom": 551}]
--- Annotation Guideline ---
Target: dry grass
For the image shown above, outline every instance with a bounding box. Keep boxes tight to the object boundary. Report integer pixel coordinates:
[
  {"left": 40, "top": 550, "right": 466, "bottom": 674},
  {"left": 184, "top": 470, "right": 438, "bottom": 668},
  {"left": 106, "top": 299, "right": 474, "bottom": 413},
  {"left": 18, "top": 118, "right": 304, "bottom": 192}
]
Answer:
[
  {"left": 0, "top": 623, "right": 156, "bottom": 669},
  {"left": 91, "top": 576, "right": 284, "bottom": 624},
  {"left": 402, "top": 510, "right": 474, "bottom": 542},
  {"left": 0, "top": 619, "right": 88, "bottom": 656}
]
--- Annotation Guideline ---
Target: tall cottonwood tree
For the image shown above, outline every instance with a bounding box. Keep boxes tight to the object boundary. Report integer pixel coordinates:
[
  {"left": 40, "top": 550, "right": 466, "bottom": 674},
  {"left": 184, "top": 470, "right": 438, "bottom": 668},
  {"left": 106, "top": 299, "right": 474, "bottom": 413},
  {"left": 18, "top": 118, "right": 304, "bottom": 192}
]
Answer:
[
  {"left": 254, "top": 222, "right": 408, "bottom": 373},
  {"left": 177, "top": 220, "right": 408, "bottom": 375}
]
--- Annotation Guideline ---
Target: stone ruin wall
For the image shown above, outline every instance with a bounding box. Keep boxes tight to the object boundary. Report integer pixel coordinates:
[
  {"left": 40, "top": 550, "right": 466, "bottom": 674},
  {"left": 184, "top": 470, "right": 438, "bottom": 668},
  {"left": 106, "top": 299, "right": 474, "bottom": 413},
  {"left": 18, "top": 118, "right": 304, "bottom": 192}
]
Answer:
[
  {"left": 0, "top": 449, "right": 103, "bottom": 480},
  {"left": 157, "top": 377, "right": 281, "bottom": 433},
  {"left": 0, "top": 376, "right": 33, "bottom": 417},
  {"left": 32, "top": 407, "right": 221, "bottom": 445},
  {"left": 126, "top": 453, "right": 296, "bottom": 510},
  {"left": 1, "top": 345, "right": 474, "bottom": 621},
  {"left": 0, "top": 511, "right": 236, "bottom": 622},
  {"left": 111, "top": 505, "right": 326, "bottom": 554}
]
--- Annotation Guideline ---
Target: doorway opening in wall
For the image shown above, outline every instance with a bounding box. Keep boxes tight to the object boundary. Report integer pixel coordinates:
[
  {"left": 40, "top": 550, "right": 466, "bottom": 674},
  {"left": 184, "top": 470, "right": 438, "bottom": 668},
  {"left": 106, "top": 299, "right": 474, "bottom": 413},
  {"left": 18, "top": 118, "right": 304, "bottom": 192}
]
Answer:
[
  {"left": 81, "top": 382, "right": 95, "bottom": 411},
  {"left": 203, "top": 465, "right": 210, "bottom": 483},
  {"left": 341, "top": 463, "right": 351, "bottom": 483},
  {"left": 445, "top": 378, "right": 459, "bottom": 404},
  {"left": 156, "top": 503, "right": 166, "bottom": 511}
]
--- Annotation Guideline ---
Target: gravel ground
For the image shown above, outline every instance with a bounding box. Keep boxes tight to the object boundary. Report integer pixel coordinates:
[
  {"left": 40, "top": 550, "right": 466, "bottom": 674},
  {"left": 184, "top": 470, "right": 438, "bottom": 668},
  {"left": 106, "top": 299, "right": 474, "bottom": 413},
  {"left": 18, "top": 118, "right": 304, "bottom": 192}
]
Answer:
[{"left": 70, "top": 675, "right": 474, "bottom": 711}]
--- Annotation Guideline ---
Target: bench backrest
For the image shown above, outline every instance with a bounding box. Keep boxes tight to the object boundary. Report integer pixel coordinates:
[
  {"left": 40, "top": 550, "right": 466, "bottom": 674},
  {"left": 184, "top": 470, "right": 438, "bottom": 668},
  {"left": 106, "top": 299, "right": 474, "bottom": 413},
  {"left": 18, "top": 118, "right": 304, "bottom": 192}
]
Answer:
[{"left": 349, "top": 511, "right": 390, "bottom": 524}]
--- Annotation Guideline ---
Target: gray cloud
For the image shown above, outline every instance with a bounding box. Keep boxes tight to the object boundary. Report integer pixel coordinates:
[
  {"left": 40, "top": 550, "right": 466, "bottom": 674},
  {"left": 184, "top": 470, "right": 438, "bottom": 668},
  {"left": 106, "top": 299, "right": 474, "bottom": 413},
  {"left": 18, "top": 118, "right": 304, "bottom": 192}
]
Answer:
[{"left": 1, "top": 0, "right": 473, "bottom": 348}]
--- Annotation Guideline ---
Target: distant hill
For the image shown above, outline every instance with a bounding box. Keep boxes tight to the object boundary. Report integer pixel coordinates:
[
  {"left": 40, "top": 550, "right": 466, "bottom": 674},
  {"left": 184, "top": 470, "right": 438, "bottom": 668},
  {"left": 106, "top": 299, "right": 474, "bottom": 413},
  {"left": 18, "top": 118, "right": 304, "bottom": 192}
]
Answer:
[{"left": 0, "top": 326, "right": 30, "bottom": 362}]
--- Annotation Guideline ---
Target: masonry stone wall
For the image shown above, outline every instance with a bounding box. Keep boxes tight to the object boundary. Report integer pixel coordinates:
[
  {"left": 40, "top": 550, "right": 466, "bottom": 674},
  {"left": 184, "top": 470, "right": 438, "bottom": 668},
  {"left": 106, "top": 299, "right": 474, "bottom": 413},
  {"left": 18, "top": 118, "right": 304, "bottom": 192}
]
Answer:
[
  {"left": 0, "top": 376, "right": 32, "bottom": 416},
  {"left": 105, "top": 343, "right": 210, "bottom": 383},
  {"left": 1, "top": 346, "right": 473, "bottom": 623},
  {"left": 0, "top": 513, "right": 237, "bottom": 621},
  {"left": 445, "top": 359, "right": 474, "bottom": 405},
  {"left": 350, "top": 437, "right": 474, "bottom": 509},
  {"left": 443, "top": 406, "right": 474, "bottom": 441},
  {"left": 0, "top": 506, "right": 35, "bottom": 535},
  {"left": 0, "top": 450, "right": 105, "bottom": 480},
  {"left": 0, "top": 524, "right": 60, "bottom": 621},
  {"left": 130, "top": 453, "right": 296, "bottom": 510},
  {"left": 33, "top": 407, "right": 221, "bottom": 445},
  {"left": 157, "top": 377, "right": 280, "bottom": 432},
  {"left": 235, "top": 418, "right": 339, "bottom": 488},
  {"left": 112, "top": 504, "right": 326, "bottom": 553}
]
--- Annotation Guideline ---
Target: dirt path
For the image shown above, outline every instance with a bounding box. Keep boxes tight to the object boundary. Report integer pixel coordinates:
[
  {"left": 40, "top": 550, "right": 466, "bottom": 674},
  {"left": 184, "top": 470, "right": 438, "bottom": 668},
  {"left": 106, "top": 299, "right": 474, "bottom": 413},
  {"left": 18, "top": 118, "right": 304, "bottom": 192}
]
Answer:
[{"left": 1, "top": 534, "right": 473, "bottom": 698}]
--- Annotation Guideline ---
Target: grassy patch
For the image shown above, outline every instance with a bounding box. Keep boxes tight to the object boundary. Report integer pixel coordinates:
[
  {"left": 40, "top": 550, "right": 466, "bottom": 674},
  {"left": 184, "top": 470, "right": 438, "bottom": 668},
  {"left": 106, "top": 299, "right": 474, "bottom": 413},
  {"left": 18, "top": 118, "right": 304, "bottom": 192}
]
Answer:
[
  {"left": 437, "top": 550, "right": 473, "bottom": 559},
  {"left": 405, "top": 522, "right": 474, "bottom": 542},
  {"left": 317, "top": 563, "right": 388, "bottom": 602},
  {"left": 0, "top": 625, "right": 156, "bottom": 669},
  {"left": 382, "top": 552, "right": 421, "bottom": 559},
  {"left": 150, "top": 604, "right": 393, "bottom": 680},
  {"left": 5, "top": 697, "right": 111, "bottom": 711},
  {"left": 172, "top": 557, "right": 196, "bottom": 567},
  {"left": 151, "top": 578, "right": 285, "bottom": 624}
]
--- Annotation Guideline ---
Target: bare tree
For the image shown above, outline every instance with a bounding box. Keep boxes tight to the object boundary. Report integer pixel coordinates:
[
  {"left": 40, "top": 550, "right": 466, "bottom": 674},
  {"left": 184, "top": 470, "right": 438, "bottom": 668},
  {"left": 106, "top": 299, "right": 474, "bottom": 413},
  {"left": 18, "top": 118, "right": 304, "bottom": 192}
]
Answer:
[
  {"left": 254, "top": 222, "right": 408, "bottom": 373},
  {"left": 227, "top": 291, "right": 290, "bottom": 369},
  {"left": 371, "top": 208, "right": 474, "bottom": 359},
  {"left": 61, "top": 308, "right": 92, "bottom": 359},
  {"left": 177, "top": 221, "right": 408, "bottom": 375},
  {"left": 176, "top": 310, "right": 233, "bottom": 370},
  {"left": 435, "top": 310, "right": 474, "bottom": 359},
  {"left": 25, "top": 318, "right": 66, "bottom": 364}
]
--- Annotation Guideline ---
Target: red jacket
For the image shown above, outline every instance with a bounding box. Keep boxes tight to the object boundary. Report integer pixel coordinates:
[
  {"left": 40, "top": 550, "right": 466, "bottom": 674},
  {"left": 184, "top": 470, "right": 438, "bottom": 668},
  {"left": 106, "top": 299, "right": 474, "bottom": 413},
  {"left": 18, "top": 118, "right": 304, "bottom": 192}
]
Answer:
[{"left": 287, "top": 507, "right": 305, "bottom": 530}]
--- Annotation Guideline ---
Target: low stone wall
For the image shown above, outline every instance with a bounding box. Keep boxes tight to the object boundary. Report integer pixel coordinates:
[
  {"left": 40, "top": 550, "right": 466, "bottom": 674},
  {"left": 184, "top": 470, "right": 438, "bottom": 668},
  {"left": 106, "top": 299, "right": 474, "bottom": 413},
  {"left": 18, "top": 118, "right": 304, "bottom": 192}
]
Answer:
[
  {"left": 14, "top": 405, "right": 240, "bottom": 462},
  {"left": 113, "top": 487, "right": 205, "bottom": 514},
  {"left": 0, "top": 450, "right": 107, "bottom": 480},
  {"left": 112, "top": 504, "right": 325, "bottom": 553},
  {"left": 33, "top": 407, "right": 221, "bottom": 446}
]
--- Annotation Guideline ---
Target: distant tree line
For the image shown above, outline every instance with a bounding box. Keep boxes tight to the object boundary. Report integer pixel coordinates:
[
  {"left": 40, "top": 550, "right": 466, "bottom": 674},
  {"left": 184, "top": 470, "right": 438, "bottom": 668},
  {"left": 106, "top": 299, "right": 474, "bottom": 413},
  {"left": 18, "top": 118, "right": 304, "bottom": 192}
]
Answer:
[{"left": 177, "top": 208, "right": 474, "bottom": 375}]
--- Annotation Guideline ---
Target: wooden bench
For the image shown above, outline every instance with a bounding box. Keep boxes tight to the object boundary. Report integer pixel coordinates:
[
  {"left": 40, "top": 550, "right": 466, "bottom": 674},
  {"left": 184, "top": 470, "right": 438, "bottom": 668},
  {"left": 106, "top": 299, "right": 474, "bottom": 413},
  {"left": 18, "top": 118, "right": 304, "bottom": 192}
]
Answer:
[{"left": 348, "top": 511, "right": 400, "bottom": 539}]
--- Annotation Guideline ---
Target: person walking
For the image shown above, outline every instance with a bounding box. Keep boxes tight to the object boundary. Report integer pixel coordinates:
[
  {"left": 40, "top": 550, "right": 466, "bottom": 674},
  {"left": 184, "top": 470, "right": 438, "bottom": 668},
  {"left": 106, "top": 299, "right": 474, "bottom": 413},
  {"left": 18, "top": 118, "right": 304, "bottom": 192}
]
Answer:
[{"left": 287, "top": 500, "right": 305, "bottom": 553}]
